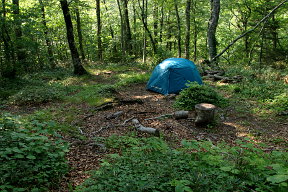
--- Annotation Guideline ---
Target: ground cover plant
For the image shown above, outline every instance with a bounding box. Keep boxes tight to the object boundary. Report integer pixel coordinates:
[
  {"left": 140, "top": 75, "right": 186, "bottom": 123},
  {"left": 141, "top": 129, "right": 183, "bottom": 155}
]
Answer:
[
  {"left": 0, "top": 113, "right": 69, "bottom": 192},
  {"left": 174, "top": 82, "right": 228, "bottom": 110},
  {"left": 77, "top": 136, "right": 288, "bottom": 192}
]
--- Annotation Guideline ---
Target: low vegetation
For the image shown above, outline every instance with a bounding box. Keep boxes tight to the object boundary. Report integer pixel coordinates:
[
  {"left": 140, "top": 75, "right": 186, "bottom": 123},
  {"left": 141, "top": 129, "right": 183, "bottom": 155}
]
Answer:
[
  {"left": 0, "top": 114, "right": 69, "bottom": 192},
  {"left": 173, "top": 82, "right": 228, "bottom": 110},
  {"left": 77, "top": 136, "right": 288, "bottom": 192}
]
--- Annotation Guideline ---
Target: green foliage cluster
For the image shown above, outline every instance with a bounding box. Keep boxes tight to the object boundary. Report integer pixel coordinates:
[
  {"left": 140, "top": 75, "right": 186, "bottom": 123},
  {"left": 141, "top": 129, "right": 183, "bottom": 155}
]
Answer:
[
  {"left": 8, "top": 85, "right": 65, "bottom": 105},
  {"left": 0, "top": 113, "right": 69, "bottom": 192},
  {"left": 174, "top": 82, "right": 227, "bottom": 110},
  {"left": 266, "top": 93, "right": 288, "bottom": 113},
  {"left": 77, "top": 136, "right": 288, "bottom": 192}
]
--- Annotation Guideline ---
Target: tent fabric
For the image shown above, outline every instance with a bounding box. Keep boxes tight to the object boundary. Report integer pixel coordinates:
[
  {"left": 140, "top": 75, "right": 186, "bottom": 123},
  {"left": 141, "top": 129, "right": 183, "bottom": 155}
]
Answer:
[{"left": 146, "top": 58, "right": 202, "bottom": 95}]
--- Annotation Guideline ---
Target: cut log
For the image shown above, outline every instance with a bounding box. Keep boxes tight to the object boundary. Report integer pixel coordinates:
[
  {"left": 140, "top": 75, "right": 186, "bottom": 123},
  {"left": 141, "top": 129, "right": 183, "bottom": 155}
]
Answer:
[
  {"left": 173, "top": 110, "right": 189, "bottom": 120},
  {"left": 132, "top": 119, "right": 160, "bottom": 136},
  {"left": 195, "top": 103, "right": 216, "bottom": 126}
]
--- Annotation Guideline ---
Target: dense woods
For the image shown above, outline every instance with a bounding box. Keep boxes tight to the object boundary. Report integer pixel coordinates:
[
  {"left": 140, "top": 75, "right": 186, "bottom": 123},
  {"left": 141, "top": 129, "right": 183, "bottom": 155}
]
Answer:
[{"left": 1, "top": 0, "right": 288, "bottom": 76}]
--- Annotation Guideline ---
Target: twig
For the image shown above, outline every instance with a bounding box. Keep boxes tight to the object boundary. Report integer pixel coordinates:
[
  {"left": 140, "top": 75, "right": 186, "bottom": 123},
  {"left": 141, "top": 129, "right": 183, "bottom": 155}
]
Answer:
[{"left": 122, "top": 116, "right": 135, "bottom": 125}]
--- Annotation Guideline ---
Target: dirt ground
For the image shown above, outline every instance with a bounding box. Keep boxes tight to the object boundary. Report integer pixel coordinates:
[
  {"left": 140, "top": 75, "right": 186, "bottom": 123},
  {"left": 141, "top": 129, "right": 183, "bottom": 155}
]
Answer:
[{"left": 55, "top": 83, "right": 287, "bottom": 191}]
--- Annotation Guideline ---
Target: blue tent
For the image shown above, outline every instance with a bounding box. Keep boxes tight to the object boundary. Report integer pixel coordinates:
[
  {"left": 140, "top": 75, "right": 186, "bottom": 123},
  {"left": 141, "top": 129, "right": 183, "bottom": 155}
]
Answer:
[{"left": 146, "top": 58, "right": 203, "bottom": 95}]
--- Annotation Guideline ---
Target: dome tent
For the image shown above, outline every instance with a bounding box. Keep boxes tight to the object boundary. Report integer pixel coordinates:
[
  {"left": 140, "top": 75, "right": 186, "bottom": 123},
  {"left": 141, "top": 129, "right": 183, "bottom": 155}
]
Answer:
[{"left": 146, "top": 58, "right": 203, "bottom": 95}]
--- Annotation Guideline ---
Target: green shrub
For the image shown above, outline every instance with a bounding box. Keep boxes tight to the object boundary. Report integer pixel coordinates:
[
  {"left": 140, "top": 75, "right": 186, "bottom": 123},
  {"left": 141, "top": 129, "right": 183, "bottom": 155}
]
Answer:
[
  {"left": 174, "top": 82, "right": 228, "bottom": 110},
  {"left": 266, "top": 93, "right": 288, "bottom": 113},
  {"left": 76, "top": 137, "right": 288, "bottom": 192},
  {"left": 8, "top": 85, "right": 66, "bottom": 105},
  {"left": 0, "top": 114, "right": 69, "bottom": 192}
]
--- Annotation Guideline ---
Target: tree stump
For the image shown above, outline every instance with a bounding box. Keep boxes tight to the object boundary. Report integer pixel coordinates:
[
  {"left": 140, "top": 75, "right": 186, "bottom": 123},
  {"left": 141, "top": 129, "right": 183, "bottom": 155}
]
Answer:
[{"left": 195, "top": 103, "right": 216, "bottom": 126}]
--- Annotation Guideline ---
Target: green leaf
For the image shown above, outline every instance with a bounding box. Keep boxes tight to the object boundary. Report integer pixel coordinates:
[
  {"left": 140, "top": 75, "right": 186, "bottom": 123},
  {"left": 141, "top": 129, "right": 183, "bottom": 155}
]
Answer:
[
  {"left": 267, "top": 175, "right": 288, "bottom": 183},
  {"left": 26, "top": 154, "right": 36, "bottom": 160}
]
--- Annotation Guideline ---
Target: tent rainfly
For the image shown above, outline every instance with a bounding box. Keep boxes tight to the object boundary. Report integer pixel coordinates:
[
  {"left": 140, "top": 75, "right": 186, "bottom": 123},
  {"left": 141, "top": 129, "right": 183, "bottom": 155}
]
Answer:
[{"left": 146, "top": 58, "right": 203, "bottom": 95}]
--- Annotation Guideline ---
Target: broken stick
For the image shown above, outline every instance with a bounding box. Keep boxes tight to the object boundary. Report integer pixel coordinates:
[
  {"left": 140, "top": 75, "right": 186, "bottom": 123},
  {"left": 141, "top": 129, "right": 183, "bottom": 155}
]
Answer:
[{"left": 132, "top": 119, "right": 160, "bottom": 136}]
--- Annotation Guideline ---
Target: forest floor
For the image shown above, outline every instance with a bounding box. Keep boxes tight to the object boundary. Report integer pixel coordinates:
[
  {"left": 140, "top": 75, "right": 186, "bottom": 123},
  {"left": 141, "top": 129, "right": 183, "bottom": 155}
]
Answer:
[{"left": 2, "top": 68, "right": 287, "bottom": 191}]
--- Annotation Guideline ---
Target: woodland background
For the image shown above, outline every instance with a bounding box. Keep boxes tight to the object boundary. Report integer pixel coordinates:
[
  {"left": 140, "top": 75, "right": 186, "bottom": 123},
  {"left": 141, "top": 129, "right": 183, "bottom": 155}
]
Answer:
[{"left": 1, "top": 0, "right": 287, "bottom": 76}]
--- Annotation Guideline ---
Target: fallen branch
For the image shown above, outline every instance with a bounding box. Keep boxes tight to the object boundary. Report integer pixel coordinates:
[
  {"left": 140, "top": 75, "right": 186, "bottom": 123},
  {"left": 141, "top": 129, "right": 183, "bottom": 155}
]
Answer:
[
  {"left": 106, "top": 111, "right": 124, "bottom": 119},
  {"left": 144, "top": 111, "right": 189, "bottom": 121},
  {"left": 122, "top": 116, "right": 135, "bottom": 125},
  {"left": 132, "top": 119, "right": 160, "bottom": 136}
]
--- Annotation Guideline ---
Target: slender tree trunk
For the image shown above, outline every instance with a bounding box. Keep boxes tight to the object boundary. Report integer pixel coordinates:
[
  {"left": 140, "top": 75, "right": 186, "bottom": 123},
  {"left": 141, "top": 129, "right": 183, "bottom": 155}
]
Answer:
[
  {"left": 207, "top": 0, "right": 220, "bottom": 65},
  {"left": 153, "top": 3, "right": 158, "bottom": 43},
  {"left": 192, "top": 0, "right": 197, "bottom": 61},
  {"left": 159, "top": 5, "right": 164, "bottom": 43},
  {"left": 185, "top": 0, "right": 191, "bottom": 59},
  {"left": 137, "top": 0, "right": 157, "bottom": 54},
  {"left": 39, "top": 0, "right": 55, "bottom": 68},
  {"left": 142, "top": 0, "right": 146, "bottom": 62},
  {"left": 96, "top": 0, "right": 102, "bottom": 60},
  {"left": 1, "top": 0, "right": 16, "bottom": 77},
  {"left": 116, "top": 0, "right": 125, "bottom": 55},
  {"left": 103, "top": 0, "right": 116, "bottom": 53},
  {"left": 174, "top": 0, "right": 181, "bottom": 58},
  {"left": 122, "top": 0, "right": 132, "bottom": 53},
  {"left": 74, "top": 1, "right": 85, "bottom": 60},
  {"left": 12, "top": 0, "right": 27, "bottom": 73},
  {"left": 60, "top": 0, "right": 87, "bottom": 75}
]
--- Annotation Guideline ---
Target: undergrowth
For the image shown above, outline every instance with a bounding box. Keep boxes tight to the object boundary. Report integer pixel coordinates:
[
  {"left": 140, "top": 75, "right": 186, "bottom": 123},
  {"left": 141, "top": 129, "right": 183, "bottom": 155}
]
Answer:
[
  {"left": 174, "top": 82, "right": 228, "bottom": 110},
  {"left": 77, "top": 136, "right": 288, "bottom": 192},
  {"left": 0, "top": 113, "right": 69, "bottom": 192}
]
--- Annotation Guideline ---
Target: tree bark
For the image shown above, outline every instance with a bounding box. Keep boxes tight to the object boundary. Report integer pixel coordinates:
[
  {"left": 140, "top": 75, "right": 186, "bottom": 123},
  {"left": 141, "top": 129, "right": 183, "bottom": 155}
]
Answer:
[
  {"left": 122, "top": 0, "right": 132, "bottom": 54},
  {"left": 185, "top": 0, "right": 191, "bottom": 59},
  {"left": 116, "top": 0, "right": 125, "bottom": 55},
  {"left": 12, "top": 0, "right": 27, "bottom": 73},
  {"left": 207, "top": 0, "right": 220, "bottom": 65},
  {"left": 1, "top": 0, "right": 16, "bottom": 78},
  {"left": 174, "top": 0, "right": 181, "bottom": 58},
  {"left": 195, "top": 103, "right": 216, "bottom": 126},
  {"left": 39, "top": 0, "right": 55, "bottom": 68},
  {"left": 137, "top": 0, "right": 157, "bottom": 54},
  {"left": 60, "top": 0, "right": 87, "bottom": 75},
  {"left": 74, "top": 0, "right": 85, "bottom": 60},
  {"left": 96, "top": 0, "right": 102, "bottom": 60}
]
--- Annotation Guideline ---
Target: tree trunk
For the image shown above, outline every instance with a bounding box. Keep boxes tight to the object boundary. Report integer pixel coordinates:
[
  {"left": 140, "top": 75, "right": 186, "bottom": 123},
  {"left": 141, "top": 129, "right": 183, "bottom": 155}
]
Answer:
[
  {"left": 138, "top": 0, "right": 157, "bottom": 54},
  {"left": 116, "top": 0, "right": 125, "bottom": 55},
  {"left": 60, "top": 0, "right": 87, "bottom": 75},
  {"left": 96, "top": 0, "right": 102, "bottom": 60},
  {"left": 153, "top": 3, "right": 158, "bottom": 43},
  {"left": 174, "top": 0, "right": 181, "bottom": 58},
  {"left": 1, "top": 0, "right": 16, "bottom": 78},
  {"left": 74, "top": 1, "right": 85, "bottom": 61},
  {"left": 185, "top": 0, "right": 191, "bottom": 59},
  {"left": 207, "top": 0, "right": 220, "bottom": 65},
  {"left": 39, "top": 0, "right": 55, "bottom": 68},
  {"left": 122, "top": 0, "right": 132, "bottom": 54},
  {"left": 192, "top": 0, "right": 198, "bottom": 61},
  {"left": 12, "top": 0, "right": 27, "bottom": 73},
  {"left": 159, "top": 5, "right": 164, "bottom": 43}
]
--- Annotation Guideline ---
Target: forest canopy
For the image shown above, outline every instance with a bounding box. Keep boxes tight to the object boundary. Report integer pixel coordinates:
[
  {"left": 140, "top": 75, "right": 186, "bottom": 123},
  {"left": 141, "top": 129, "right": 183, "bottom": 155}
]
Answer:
[{"left": 0, "top": 0, "right": 288, "bottom": 77}]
